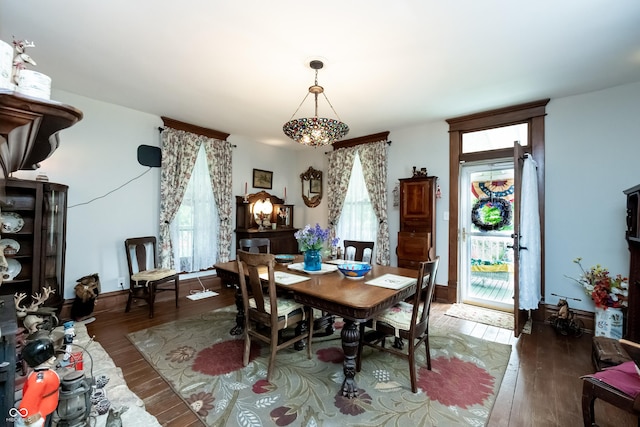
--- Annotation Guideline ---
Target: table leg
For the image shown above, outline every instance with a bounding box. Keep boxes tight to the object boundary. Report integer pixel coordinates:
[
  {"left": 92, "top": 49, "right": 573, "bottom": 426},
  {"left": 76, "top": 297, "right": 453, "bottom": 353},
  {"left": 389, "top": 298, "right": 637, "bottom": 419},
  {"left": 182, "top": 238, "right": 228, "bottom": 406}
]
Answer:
[
  {"left": 340, "top": 319, "right": 360, "bottom": 398},
  {"left": 215, "top": 268, "right": 245, "bottom": 335},
  {"left": 230, "top": 286, "right": 244, "bottom": 335}
]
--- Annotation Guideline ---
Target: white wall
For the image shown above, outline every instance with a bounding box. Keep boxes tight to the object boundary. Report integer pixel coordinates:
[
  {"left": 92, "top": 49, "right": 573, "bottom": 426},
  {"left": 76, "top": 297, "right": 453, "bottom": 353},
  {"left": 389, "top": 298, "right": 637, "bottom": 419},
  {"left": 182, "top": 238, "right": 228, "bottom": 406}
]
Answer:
[
  {"left": 545, "top": 81, "right": 640, "bottom": 311},
  {"left": 14, "top": 90, "right": 299, "bottom": 299},
  {"left": 14, "top": 81, "right": 640, "bottom": 314}
]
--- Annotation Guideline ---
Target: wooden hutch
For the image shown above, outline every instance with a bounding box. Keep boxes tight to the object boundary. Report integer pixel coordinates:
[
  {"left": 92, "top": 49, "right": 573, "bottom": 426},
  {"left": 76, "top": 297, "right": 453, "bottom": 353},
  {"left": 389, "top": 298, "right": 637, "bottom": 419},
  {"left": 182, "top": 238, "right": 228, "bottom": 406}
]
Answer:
[
  {"left": 624, "top": 184, "right": 640, "bottom": 342},
  {"left": 397, "top": 176, "right": 437, "bottom": 269},
  {"left": 235, "top": 191, "right": 298, "bottom": 254},
  {"left": 0, "top": 90, "right": 82, "bottom": 420}
]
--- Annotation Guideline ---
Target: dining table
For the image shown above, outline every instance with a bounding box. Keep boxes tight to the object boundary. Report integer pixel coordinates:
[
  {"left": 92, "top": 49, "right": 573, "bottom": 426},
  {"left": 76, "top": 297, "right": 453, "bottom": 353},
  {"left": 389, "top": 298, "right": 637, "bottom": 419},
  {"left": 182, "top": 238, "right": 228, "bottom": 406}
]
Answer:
[{"left": 214, "top": 257, "right": 418, "bottom": 398}]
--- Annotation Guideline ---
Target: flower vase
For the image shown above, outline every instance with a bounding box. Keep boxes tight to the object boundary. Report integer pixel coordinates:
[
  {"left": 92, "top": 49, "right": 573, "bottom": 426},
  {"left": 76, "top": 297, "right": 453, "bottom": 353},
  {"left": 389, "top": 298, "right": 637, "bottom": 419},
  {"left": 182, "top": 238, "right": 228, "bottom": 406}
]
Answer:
[
  {"left": 595, "top": 307, "right": 624, "bottom": 339},
  {"left": 304, "top": 249, "right": 322, "bottom": 271}
]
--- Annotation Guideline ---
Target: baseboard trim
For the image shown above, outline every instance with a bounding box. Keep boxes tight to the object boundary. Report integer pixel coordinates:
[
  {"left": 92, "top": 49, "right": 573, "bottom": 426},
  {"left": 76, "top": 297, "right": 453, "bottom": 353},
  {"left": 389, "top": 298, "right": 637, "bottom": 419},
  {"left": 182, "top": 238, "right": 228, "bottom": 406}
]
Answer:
[{"left": 59, "top": 275, "right": 224, "bottom": 320}]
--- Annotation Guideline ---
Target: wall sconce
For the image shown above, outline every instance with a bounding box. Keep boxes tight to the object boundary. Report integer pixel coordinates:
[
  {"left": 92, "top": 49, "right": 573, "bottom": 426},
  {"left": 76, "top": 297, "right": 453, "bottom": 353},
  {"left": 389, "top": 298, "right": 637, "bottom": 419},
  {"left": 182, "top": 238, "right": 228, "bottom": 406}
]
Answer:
[{"left": 252, "top": 199, "right": 273, "bottom": 230}]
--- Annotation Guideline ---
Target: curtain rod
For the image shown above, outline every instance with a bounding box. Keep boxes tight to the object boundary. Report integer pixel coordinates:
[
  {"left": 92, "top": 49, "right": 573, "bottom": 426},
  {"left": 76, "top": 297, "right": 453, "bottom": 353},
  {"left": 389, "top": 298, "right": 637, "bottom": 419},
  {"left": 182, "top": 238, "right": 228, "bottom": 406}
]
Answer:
[
  {"left": 158, "top": 127, "right": 237, "bottom": 147},
  {"left": 325, "top": 140, "right": 392, "bottom": 154}
]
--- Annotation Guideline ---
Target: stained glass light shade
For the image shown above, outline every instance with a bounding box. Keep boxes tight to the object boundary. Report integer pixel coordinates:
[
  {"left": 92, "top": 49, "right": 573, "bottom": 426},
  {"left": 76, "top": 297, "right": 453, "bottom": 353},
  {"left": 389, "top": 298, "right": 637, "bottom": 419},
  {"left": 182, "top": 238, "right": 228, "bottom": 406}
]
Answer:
[
  {"left": 283, "top": 117, "right": 349, "bottom": 147},
  {"left": 283, "top": 60, "right": 349, "bottom": 147}
]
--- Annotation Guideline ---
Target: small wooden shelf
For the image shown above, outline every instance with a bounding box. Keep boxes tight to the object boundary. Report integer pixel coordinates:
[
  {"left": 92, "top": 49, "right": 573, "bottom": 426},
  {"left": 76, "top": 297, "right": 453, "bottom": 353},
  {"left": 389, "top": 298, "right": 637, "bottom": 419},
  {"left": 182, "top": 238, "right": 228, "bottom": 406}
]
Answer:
[{"left": 0, "top": 90, "right": 82, "bottom": 179}]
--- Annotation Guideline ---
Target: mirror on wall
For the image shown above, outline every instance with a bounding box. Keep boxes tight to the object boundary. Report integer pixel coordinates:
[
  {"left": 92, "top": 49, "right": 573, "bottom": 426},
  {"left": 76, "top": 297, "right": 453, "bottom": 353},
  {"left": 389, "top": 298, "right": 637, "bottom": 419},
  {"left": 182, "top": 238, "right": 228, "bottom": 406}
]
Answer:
[{"left": 300, "top": 166, "right": 322, "bottom": 208}]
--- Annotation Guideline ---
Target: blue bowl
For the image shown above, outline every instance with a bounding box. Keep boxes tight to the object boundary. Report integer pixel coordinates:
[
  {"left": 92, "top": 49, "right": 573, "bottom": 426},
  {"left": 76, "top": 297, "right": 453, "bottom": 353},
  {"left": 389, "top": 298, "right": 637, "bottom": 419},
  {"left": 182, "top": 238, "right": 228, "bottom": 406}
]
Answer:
[
  {"left": 274, "top": 254, "right": 295, "bottom": 264},
  {"left": 337, "top": 263, "right": 372, "bottom": 279}
]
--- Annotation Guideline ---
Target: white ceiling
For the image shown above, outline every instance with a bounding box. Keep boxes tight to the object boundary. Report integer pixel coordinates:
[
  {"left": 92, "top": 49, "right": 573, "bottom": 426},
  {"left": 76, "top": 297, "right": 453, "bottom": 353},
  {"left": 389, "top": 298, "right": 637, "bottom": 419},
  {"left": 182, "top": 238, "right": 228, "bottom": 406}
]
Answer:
[{"left": 2, "top": 1, "right": 639, "bottom": 150}]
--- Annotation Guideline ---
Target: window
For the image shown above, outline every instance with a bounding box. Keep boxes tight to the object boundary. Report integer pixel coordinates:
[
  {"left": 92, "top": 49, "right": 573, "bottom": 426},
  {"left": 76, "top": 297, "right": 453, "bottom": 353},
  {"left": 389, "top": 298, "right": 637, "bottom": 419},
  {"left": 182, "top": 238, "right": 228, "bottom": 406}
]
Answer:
[
  {"left": 336, "top": 152, "right": 377, "bottom": 249},
  {"left": 462, "top": 123, "right": 528, "bottom": 153},
  {"left": 169, "top": 144, "right": 218, "bottom": 273}
]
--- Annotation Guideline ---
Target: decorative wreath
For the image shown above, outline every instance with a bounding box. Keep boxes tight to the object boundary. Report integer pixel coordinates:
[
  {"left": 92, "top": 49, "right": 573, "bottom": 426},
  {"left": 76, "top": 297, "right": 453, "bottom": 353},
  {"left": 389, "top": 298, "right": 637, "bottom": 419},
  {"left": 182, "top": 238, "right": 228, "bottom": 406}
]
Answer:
[{"left": 471, "top": 197, "right": 512, "bottom": 231}]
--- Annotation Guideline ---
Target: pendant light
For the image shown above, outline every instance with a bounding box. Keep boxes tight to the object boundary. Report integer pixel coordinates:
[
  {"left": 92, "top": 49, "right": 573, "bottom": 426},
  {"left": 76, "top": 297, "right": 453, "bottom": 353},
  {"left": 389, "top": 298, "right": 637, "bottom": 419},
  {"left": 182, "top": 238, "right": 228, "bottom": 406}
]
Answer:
[{"left": 282, "top": 60, "right": 349, "bottom": 147}]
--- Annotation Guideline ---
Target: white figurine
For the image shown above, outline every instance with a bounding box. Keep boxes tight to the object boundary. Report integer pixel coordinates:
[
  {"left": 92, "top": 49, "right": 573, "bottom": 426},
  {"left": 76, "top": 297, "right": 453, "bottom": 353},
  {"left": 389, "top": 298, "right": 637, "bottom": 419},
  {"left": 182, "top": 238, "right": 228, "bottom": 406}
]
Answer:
[{"left": 12, "top": 38, "right": 36, "bottom": 84}]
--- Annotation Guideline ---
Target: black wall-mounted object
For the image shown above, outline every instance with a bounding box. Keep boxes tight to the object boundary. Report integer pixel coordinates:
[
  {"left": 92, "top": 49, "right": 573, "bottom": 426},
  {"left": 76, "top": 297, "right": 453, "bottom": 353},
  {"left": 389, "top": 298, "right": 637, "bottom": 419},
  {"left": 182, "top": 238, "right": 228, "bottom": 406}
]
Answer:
[{"left": 137, "top": 145, "right": 162, "bottom": 167}]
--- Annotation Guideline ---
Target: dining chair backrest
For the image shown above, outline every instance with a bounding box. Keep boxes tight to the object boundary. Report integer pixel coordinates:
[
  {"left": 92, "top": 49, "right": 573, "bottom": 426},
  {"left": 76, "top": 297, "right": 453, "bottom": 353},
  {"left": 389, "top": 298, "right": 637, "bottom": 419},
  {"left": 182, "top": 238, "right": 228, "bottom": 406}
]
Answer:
[
  {"left": 411, "top": 256, "right": 440, "bottom": 337},
  {"left": 238, "top": 238, "right": 271, "bottom": 254},
  {"left": 343, "top": 240, "right": 374, "bottom": 264},
  {"left": 125, "top": 236, "right": 159, "bottom": 276},
  {"left": 236, "top": 250, "right": 277, "bottom": 317}
]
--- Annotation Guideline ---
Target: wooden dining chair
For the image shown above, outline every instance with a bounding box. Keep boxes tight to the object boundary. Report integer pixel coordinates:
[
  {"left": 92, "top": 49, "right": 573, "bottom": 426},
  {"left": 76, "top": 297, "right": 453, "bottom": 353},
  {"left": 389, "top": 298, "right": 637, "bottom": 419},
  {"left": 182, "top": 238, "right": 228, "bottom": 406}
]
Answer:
[
  {"left": 124, "top": 236, "right": 179, "bottom": 318},
  {"left": 357, "top": 256, "right": 439, "bottom": 393},
  {"left": 238, "top": 238, "right": 271, "bottom": 254},
  {"left": 236, "top": 250, "right": 313, "bottom": 382},
  {"left": 343, "top": 240, "right": 374, "bottom": 264}
]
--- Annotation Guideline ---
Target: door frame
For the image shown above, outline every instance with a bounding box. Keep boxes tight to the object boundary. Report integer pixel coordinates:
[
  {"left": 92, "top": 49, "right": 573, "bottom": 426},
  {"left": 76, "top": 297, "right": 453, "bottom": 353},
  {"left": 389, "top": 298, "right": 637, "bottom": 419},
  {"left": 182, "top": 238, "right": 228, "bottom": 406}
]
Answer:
[{"left": 446, "top": 99, "right": 549, "bottom": 335}]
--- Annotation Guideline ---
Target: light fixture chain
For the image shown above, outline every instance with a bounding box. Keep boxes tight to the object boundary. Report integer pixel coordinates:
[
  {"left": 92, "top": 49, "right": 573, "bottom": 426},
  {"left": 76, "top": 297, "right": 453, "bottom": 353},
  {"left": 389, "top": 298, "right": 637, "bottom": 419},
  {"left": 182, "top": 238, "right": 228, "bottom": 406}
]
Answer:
[
  {"left": 321, "top": 92, "right": 343, "bottom": 122},
  {"left": 287, "top": 92, "right": 312, "bottom": 121}
]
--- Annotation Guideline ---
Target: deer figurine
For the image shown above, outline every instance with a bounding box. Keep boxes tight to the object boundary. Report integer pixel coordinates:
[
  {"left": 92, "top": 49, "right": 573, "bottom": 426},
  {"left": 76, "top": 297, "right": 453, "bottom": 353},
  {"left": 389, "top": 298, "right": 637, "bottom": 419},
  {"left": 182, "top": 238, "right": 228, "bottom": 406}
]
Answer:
[{"left": 14, "top": 286, "right": 58, "bottom": 334}]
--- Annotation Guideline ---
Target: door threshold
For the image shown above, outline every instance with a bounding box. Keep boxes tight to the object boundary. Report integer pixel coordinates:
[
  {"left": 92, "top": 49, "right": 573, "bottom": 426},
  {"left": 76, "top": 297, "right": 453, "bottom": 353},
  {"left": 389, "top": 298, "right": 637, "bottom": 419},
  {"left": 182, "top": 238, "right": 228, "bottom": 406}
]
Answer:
[{"left": 461, "top": 300, "right": 513, "bottom": 313}]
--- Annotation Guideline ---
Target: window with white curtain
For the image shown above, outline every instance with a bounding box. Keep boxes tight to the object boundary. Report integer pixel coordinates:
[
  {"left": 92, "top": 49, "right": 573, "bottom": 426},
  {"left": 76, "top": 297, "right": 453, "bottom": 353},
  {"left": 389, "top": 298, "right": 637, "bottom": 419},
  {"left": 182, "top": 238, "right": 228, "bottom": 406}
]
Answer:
[
  {"left": 336, "top": 152, "right": 377, "bottom": 251},
  {"left": 169, "top": 144, "right": 218, "bottom": 272}
]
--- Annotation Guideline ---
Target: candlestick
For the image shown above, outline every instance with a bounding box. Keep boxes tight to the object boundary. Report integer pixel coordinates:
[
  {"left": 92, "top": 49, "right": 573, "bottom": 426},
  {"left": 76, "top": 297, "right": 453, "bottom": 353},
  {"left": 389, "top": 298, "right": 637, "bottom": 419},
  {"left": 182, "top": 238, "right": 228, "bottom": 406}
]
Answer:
[
  {"left": 245, "top": 182, "right": 248, "bottom": 194},
  {"left": 284, "top": 186, "right": 287, "bottom": 200}
]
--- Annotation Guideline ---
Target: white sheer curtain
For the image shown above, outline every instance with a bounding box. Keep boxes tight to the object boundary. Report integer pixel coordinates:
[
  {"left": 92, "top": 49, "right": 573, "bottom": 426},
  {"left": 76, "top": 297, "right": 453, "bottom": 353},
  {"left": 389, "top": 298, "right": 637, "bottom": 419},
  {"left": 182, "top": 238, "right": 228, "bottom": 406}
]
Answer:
[
  {"left": 336, "top": 153, "right": 377, "bottom": 248},
  {"left": 169, "top": 144, "right": 218, "bottom": 272},
  {"left": 519, "top": 155, "right": 541, "bottom": 310}
]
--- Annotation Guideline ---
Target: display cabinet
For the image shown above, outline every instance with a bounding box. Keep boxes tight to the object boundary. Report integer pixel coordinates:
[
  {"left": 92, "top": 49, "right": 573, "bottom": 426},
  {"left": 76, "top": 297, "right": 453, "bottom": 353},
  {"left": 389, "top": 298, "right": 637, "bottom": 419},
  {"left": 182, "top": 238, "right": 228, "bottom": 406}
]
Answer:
[
  {"left": 624, "top": 184, "right": 640, "bottom": 341},
  {"left": 0, "top": 178, "right": 67, "bottom": 312},
  {"left": 397, "top": 176, "right": 437, "bottom": 269},
  {"left": 235, "top": 191, "right": 298, "bottom": 255}
]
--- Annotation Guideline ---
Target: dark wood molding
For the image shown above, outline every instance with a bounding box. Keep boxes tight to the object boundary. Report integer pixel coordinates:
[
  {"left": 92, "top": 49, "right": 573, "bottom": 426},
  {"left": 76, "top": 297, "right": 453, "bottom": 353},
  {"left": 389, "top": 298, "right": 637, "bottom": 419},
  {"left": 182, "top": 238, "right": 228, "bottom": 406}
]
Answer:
[
  {"left": 446, "top": 99, "right": 550, "bottom": 132},
  {"left": 332, "top": 131, "right": 390, "bottom": 150},
  {"left": 161, "top": 116, "right": 230, "bottom": 141},
  {"left": 59, "top": 275, "right": 223, "bottom": 319}
]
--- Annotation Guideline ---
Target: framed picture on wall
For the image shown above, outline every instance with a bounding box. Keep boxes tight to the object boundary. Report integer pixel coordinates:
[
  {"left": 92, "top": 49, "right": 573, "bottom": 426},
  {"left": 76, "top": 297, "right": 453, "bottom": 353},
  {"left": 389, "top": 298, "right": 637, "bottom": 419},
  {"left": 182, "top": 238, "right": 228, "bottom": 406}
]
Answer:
[{"left": 253, "top": 169, "right": 273, "bottom": 189}]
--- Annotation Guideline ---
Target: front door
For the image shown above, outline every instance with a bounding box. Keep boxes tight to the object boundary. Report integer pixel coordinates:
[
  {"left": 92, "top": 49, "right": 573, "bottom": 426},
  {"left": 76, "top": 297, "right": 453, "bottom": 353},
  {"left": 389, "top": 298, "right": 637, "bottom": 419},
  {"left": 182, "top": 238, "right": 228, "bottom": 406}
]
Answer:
[{"left": 459, "top": 161, "right": 515, "bottom": 311}]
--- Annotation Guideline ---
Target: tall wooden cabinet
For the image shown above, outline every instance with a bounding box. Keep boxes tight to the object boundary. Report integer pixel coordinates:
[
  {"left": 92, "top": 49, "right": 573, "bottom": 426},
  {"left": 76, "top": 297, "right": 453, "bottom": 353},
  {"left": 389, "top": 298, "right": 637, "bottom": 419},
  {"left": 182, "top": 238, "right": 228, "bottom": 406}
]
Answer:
[
  {"left": 0, "top": 178, "right": 68, "bottom": 312},
  {"left": 624, "top": 184, "right": 640, "bottom": 341},
  {"left": 397, "top": 176, "right": 437, "bottom": 269}
]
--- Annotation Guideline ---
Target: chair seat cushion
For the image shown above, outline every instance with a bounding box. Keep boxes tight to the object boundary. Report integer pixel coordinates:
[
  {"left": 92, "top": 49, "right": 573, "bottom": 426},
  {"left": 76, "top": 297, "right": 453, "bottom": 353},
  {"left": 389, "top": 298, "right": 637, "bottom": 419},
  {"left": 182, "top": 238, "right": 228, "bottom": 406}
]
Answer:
[
  {"left": 374, "top": 301, "right": 422, "bottom": 334},
  {"left": 132, "top": 268, "right": 176, "bottom": 283},
  {"left": 249, "top": 297, "right": 305, "bottom": 327},
  {"left": 584, "top": 361, "right": 640, "bottom": 398}
]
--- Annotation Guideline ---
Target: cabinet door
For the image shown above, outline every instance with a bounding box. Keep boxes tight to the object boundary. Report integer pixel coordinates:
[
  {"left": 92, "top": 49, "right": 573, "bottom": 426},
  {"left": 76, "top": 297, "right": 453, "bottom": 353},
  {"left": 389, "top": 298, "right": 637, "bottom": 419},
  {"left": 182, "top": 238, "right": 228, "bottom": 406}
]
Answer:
[
  {"left": 41, "top": 183, "right": 68, "bottom": 310},
  {"left": 400, "top": 178, "right": 434, "bottom": 232},
  {"left": 397, "top": 232, "right": 431, "bottom": 259},
  {"left": 1, "top": 181, "right": 41, "bottom": 298}
]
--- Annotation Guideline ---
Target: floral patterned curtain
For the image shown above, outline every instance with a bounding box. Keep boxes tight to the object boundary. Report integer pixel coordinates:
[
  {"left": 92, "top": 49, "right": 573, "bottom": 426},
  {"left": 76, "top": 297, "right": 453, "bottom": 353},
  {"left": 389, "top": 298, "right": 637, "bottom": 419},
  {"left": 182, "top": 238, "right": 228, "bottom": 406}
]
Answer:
[
  {"left": 359, "top": 140, "right": 390, "bottom": 265},
  {"left": 327, "top": 139, "right": 390, "bottom": 265},
  {"left": 327, "top": 147, "right": 356, "bottom": 242},
  {"left": 159, "top": 127, "right": 233, "bottom": 266},
  {"left": 205, "top": 141, "right": 233, "bottom": 262}
]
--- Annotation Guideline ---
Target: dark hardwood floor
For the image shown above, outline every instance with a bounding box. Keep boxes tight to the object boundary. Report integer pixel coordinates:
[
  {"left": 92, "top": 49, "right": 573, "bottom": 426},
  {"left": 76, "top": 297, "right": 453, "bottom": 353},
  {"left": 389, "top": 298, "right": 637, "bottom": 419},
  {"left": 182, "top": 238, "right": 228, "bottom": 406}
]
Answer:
[{"left": 86, "top": 279, "right": 636, "bottom": 427}]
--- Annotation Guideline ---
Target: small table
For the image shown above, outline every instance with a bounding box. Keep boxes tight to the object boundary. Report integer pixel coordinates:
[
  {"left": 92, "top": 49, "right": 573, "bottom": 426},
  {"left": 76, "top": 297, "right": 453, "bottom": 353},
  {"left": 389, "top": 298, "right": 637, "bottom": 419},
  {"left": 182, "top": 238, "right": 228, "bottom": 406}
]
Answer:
[{"left": 214, "top": 259, "right": 417, "bottom": 398}]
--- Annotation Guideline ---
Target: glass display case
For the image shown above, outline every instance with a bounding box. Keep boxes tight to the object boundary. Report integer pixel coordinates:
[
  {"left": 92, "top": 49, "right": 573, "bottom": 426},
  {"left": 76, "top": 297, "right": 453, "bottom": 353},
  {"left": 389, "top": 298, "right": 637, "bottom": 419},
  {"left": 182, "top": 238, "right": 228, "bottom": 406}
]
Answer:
[{"left": 0, "top": 178, "right": 68, "bottom": 313}]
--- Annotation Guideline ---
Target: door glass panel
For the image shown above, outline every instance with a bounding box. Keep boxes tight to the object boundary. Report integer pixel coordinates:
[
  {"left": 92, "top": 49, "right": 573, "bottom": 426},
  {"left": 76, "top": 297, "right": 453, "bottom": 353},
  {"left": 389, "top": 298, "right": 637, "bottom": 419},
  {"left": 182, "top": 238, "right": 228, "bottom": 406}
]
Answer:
[
  {"left": 460, "top": 163, "right": 515, "bottom": 309},
  {"left": 462, "top": 123, "right": 528, "bottom": 153}
]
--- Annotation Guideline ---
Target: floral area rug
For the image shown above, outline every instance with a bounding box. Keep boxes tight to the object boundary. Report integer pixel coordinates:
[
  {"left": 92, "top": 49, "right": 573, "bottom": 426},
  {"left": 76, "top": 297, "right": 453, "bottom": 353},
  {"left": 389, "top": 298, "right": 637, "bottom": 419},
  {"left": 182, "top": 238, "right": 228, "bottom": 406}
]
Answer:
[
  {"left": 127, "top": 306, "right": 511, "bottom": 427},
  {"left": 445, "top": 303, "right": 515, "bottom": 330}
]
